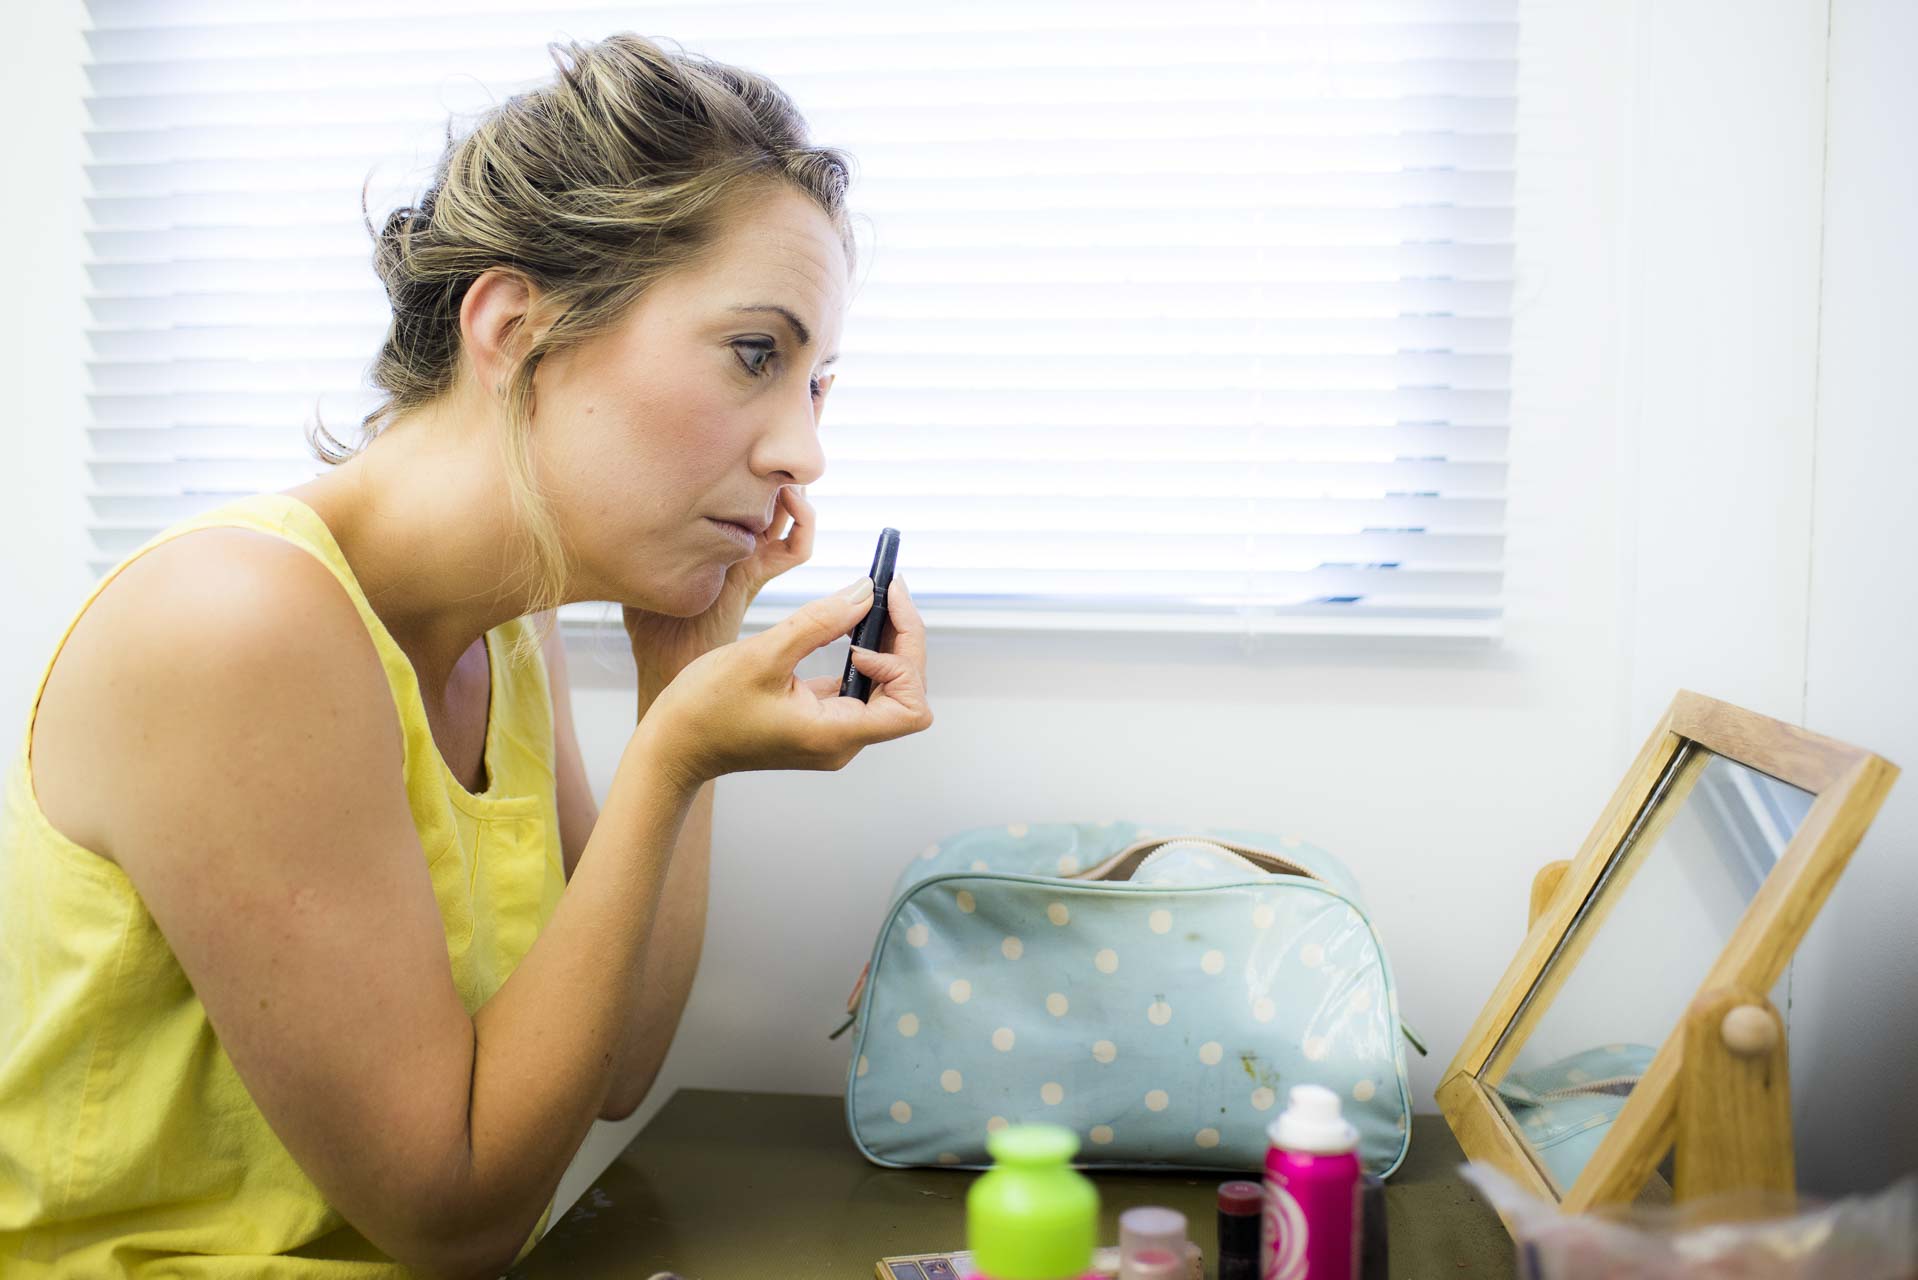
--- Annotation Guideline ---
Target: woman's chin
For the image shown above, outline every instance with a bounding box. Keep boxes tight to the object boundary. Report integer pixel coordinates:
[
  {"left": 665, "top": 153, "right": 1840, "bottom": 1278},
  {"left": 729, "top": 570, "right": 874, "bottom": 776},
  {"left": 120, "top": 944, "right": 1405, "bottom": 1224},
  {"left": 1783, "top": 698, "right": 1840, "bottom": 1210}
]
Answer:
[{"left": 637, "top": 568, "right": 728, "bottom": 618}]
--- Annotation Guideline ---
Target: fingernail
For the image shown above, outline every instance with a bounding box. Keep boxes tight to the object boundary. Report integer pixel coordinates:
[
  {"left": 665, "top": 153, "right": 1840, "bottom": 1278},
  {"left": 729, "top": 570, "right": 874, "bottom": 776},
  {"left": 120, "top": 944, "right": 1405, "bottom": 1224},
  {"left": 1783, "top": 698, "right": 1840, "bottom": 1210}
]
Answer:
[{"left": 840, "top": 576, "right": 873, "bottom": 600}]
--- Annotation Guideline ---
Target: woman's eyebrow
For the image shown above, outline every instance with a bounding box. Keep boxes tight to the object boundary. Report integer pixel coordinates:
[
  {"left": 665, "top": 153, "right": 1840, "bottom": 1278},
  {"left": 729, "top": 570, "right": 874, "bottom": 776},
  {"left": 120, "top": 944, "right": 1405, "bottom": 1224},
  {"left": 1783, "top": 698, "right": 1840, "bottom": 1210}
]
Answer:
[{"left": 729, "top": 303, "right": 840, "bottom": 366}]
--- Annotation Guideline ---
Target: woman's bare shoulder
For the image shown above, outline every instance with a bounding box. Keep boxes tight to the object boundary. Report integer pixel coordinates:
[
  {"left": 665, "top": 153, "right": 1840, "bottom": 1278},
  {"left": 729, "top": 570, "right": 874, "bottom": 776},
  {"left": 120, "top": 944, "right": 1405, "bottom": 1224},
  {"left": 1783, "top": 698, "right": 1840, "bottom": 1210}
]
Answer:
[{"left": 31, "top": 526, "right": 393, "bottom": 862}]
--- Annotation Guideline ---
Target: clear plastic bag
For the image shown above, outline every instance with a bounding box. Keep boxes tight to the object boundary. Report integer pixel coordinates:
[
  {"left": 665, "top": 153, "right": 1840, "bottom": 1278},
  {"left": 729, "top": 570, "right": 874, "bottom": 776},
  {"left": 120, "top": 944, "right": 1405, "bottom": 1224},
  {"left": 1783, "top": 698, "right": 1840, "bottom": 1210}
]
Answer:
[{"left": 1459, "top": 1162, "right": 1918, "bottom": 1280}]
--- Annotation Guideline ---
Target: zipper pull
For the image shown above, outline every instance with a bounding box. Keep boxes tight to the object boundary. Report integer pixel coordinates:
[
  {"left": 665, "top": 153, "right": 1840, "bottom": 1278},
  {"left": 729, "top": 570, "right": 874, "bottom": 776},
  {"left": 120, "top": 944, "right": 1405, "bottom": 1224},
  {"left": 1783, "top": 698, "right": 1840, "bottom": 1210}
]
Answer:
[
  {"left": 831, "top": 961, "right": 870, "bottom": 1037},
  {"left": 1401, "top": 1021, "right": 1429, "bottom": 1056}
]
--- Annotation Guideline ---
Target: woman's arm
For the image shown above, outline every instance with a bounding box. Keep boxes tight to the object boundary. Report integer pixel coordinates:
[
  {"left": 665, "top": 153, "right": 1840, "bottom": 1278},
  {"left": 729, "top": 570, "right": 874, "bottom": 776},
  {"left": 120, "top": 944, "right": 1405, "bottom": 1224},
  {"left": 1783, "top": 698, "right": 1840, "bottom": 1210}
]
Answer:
[
  {"left": 78, "top": 535, "right": 703, "bottom": 1278},
  {"left": 78, "top": 530, "right": 919, "bottom": 1278},
  {"left": 539, "top": 618, "right": 711, "bottom": 1121}
]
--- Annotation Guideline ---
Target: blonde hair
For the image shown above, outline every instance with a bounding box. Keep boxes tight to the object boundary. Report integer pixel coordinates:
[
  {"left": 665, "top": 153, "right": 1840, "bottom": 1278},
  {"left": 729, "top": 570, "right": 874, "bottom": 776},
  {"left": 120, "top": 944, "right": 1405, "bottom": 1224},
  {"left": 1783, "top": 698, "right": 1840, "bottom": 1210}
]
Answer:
[{"left": 311, "top": 33, "right": 857, "bottom": 657}]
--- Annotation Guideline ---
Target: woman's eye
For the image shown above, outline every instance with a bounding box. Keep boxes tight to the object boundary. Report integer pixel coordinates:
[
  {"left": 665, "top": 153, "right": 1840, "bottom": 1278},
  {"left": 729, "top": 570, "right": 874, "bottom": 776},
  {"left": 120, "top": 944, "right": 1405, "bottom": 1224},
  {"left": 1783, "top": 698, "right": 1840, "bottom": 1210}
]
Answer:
[
  {"left": 734, "top": 340, "right": 776, "bottom": 377},
  {"left": 732, "top": 339, "right": 824, "bottom": 401}
]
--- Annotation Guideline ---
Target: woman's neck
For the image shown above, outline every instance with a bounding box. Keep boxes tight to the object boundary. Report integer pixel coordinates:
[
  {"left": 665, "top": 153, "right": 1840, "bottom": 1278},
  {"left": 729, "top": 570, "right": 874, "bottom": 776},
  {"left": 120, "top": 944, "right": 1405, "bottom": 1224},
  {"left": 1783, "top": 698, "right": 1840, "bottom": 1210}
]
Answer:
[{"left": 284, "top": 403, "right": 539, "bottom": 695}]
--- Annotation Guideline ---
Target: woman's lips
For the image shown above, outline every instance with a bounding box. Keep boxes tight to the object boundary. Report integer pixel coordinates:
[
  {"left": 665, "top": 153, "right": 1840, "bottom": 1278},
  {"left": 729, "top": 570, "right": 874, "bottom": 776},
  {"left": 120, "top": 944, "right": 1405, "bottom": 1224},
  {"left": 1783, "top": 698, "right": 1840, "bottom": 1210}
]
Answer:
[{"left": 707, "top": 516, "right": 757, "bottom": 549}]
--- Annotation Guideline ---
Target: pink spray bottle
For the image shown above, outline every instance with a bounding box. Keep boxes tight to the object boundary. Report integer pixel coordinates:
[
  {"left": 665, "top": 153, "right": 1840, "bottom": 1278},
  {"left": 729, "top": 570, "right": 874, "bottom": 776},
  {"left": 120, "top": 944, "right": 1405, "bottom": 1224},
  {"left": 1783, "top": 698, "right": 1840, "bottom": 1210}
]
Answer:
[{"left": 1261, "top": 1084, "right": 1362, "bottom": 1280}]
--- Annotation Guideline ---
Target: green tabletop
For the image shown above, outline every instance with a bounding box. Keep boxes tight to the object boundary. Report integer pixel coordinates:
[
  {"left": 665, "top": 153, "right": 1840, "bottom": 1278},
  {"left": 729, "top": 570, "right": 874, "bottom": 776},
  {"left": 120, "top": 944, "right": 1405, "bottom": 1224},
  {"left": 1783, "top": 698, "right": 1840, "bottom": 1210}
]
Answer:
[{"left": 509, "top": 1089, "right": 1515, "bottom": 1279}]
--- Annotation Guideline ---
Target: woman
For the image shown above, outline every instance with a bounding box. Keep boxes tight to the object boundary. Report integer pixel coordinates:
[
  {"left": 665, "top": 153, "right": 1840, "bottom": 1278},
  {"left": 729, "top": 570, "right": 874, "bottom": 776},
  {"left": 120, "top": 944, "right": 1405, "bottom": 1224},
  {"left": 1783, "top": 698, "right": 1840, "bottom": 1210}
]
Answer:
[{"left": 0, "top": 33, "right": 931, "bottom": 1278}]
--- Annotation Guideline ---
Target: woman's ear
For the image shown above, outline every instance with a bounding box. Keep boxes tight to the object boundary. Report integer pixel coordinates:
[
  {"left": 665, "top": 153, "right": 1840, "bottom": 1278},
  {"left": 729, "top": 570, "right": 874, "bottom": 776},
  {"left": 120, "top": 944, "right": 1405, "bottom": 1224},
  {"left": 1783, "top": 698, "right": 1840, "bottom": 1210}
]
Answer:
[{"left": 459, "top": 268, "right": 542, "bottom": 396}]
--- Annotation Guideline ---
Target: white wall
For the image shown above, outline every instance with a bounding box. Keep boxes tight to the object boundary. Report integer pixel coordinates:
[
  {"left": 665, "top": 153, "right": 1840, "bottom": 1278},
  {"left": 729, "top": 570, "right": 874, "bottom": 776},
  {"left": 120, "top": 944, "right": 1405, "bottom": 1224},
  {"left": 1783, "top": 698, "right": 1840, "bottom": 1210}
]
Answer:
[
  {"left": 1618, "top": 0, "right": 1830, "bottom": 734},
  {"left": 0, "top": 0, "right": 90, "bottom": 744},
  {"left": 1791, "top": 0, "right": 1918, "bottom": 1195},
  {"left": 1605, "top": 0, "right": 1918, "bottom": 1196}
]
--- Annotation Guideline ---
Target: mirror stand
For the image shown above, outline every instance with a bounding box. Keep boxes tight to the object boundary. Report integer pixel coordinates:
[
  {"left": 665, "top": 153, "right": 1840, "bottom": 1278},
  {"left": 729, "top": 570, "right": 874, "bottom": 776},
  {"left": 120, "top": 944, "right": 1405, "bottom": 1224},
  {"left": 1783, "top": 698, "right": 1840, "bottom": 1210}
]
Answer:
[
  {"left": 1526, "top": 860, "right": 1795, "bottom": 1213},
  {"left": 1443, "top": 692, "right": 1897, "bottom": 1228},
  {"left": 1675, "top": 986, "right": 1793, "bottom": 1205}
]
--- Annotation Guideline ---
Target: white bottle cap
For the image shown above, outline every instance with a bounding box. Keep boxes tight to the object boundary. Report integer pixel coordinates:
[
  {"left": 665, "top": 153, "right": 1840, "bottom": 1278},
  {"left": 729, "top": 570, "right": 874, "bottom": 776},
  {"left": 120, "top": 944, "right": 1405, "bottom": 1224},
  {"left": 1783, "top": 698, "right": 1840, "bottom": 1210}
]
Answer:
[
  {"left": 1118, "top": 1205, "right": 1187, "bottom": 1263},
  {"left": 1267, "top": 1083, "right": 1359, "bottom": 1155}
]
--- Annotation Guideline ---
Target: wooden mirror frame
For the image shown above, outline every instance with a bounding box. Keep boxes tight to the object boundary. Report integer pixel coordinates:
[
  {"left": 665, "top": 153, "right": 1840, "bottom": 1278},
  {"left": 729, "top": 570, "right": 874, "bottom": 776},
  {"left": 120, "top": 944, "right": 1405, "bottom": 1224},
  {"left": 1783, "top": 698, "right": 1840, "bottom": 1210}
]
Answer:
[{"left": 1438, "top": 690, "right": 1899, "bottom": 1213}]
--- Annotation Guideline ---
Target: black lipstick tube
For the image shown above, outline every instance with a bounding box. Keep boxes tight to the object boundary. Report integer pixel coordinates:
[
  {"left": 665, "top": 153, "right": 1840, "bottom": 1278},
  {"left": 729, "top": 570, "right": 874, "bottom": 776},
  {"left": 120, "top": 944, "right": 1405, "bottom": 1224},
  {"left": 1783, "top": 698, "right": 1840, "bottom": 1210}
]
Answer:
[{"left": 840, "top": 528, "right": 900, "bottom": 702}]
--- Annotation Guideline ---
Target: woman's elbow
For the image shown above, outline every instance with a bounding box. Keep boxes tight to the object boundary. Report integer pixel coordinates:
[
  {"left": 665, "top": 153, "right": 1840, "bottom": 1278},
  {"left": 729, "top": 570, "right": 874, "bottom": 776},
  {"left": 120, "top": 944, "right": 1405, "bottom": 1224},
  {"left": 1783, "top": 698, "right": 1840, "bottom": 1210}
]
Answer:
[
  {"left": 364, "top": 1162, "right": 540, "bottom": 1279},
  {"left": 391, "top": 1217, "right": 531, "bottom": 1280},
  {"left": 598, "top": 1073, "right": 657, "bottom": 1122}
]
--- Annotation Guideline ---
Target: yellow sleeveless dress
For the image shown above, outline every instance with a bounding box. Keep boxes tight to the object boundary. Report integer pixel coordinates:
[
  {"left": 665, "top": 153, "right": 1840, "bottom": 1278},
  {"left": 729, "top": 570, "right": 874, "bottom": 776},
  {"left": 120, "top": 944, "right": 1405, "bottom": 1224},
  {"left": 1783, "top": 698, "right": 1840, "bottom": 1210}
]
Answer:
[{"left": 0, "top": 493, "right": 565, "bottom": 1275}]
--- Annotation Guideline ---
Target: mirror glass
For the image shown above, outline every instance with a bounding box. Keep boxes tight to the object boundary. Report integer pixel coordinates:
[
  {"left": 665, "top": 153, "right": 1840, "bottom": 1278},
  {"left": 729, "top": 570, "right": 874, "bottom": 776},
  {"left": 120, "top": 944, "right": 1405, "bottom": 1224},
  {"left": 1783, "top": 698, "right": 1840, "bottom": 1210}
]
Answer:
[{"left": 1481, "top": 743, "right": 1815, "bottom": 1194}]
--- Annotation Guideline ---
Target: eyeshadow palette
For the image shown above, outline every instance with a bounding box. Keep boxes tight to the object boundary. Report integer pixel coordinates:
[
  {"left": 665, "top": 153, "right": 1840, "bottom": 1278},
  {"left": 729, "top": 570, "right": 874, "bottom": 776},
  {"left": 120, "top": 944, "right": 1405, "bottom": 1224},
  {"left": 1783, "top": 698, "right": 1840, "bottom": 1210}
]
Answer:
[{"left": 877, "top": 1244, "right": 1188, "bottom": 1279}]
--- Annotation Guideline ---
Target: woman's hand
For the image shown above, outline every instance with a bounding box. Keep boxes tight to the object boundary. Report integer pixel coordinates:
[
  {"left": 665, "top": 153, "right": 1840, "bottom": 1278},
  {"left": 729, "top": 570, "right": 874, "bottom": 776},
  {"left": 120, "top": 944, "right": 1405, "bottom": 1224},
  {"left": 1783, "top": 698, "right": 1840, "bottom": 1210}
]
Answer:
[
  {"left": 621, "top": 484, "right": 815, "bottom": 684},
  {"left": 637, "top": 573, "right": 933, "bottom": 791}
]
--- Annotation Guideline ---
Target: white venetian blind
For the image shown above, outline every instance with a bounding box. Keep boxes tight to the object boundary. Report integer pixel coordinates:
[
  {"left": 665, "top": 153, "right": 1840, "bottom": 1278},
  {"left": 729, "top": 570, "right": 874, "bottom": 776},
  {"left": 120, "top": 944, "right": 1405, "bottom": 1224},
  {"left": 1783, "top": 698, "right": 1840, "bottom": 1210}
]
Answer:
[{"left": 82, "top": 0, "right": 1514, "bottom": 636}]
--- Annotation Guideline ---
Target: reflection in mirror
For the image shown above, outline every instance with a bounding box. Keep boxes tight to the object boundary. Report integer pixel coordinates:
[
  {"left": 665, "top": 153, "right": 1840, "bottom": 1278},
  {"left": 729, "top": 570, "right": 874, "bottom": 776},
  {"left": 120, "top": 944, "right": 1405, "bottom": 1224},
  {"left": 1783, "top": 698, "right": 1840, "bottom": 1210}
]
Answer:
[{"left": 1482, "top": 744, "right": 1815, "bottom": 1195}]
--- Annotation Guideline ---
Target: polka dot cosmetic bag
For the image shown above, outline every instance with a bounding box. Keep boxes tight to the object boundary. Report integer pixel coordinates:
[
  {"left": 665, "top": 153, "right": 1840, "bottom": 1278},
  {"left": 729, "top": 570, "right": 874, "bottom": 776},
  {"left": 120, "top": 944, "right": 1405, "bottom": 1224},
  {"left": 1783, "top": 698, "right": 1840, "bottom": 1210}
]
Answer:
[{"left": 841, "top": 821, "right": 1421, "bottom": 1176}]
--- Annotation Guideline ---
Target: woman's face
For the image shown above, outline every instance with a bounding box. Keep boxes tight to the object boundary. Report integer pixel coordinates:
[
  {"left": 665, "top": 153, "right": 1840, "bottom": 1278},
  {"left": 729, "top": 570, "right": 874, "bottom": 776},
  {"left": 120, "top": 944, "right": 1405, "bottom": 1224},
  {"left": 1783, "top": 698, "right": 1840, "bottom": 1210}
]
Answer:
[{"left": 531, "top": 184, "right": 849, "bottom": 614}]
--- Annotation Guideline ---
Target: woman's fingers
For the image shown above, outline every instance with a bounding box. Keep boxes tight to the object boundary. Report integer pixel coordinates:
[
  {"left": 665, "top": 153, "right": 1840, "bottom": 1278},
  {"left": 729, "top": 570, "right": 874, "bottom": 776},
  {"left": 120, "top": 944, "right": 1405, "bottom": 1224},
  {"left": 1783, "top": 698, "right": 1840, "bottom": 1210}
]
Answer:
[
  {"left": 821, "top": 644, "right": 932, "bottom": 742},
  {"left": 764, "top": 485, "right": 815, "bottom": 571},
  {"left": 753, "top": 577, "right": 874, "bottom": 673},
  {"left": 847, "top": 644, "right": 915, "bottom": 689},
  {"left": 783, "top": 485, "right": 816, "bottom": 563},
  {"left": 799, "top": 673, "right": 843, "bottom": 700},
  {"left": 881, "top": 575, "right": 927, "bottom": 674}
]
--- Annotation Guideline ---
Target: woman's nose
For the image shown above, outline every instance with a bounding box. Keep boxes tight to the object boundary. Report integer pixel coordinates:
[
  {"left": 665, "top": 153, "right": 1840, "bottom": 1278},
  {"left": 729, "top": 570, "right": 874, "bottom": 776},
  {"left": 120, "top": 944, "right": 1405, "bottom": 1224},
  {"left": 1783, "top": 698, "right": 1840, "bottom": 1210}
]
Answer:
[{"left": 753, "top": 398, "right": 826, "bottom": 485}]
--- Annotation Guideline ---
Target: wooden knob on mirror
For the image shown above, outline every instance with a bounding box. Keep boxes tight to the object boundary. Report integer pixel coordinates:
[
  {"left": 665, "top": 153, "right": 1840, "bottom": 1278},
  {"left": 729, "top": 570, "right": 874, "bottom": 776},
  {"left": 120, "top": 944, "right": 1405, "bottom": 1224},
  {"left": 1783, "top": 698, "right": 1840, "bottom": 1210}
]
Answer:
[{"left": 1720, "top": 1004, "right": 1780, "bottom": 1057}]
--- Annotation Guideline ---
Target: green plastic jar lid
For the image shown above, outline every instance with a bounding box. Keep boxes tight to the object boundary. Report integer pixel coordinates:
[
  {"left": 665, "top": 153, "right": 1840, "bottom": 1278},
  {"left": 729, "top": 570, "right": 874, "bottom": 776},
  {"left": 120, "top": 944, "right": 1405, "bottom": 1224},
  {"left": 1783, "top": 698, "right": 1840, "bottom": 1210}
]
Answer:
[
  {"left": 987, "top": 1124, "right": 1080, "bottom": 1166},
  {"left": 967, "top": 1123, "right": 1098, "bottom": 1280}
]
